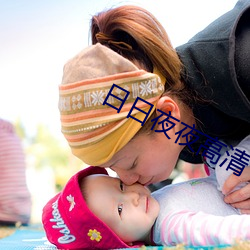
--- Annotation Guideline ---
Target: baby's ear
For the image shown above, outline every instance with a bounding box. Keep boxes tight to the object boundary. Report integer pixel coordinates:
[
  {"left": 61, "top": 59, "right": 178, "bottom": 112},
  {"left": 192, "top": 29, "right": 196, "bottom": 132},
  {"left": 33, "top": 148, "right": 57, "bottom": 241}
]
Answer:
[{"left": 156, "top": 96, "right": 181, "bottom": 120}]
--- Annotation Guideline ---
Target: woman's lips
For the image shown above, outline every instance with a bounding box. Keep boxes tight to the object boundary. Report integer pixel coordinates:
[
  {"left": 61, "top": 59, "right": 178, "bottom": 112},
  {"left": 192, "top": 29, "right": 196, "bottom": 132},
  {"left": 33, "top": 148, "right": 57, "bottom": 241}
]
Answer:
[{"left": 143, "top": 177, "right": 154, "bottom": 186}]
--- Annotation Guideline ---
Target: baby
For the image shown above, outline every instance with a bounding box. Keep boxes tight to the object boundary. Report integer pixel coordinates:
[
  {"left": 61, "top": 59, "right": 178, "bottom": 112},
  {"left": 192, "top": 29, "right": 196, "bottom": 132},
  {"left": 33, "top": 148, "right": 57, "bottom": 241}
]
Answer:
[
  {"left": 42, "top": 136, "right": 250, "bottom": 249},
  {"left": 42, "top": 166, "right": 147, "bottom": 249}
]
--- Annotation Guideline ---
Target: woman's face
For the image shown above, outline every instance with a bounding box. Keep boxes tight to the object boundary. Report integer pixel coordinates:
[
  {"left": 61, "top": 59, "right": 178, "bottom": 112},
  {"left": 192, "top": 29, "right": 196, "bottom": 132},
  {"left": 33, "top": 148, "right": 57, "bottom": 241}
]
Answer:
[{"left": 100, "top": 130, "right": 183, "bottom": 186}]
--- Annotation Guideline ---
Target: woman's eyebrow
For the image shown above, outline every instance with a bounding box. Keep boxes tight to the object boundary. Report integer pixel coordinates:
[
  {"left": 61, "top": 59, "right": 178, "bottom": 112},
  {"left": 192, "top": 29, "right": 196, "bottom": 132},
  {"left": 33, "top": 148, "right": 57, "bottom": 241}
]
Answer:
[
  {"left": 109, "top": 161, "right": 119, "bottom": 170},
  {"left": 106, "top": 160, "right": 117, "bottom": 170}
]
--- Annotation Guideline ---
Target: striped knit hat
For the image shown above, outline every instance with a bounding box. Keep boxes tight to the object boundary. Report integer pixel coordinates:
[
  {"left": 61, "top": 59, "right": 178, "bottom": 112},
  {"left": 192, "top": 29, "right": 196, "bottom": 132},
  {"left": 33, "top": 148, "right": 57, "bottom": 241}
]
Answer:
[
  {"left": 0, "top": 119, "right": 31, "bottom": 224},
  {"left": 59, "top": 43, "right": 165, "bottom": 165}
]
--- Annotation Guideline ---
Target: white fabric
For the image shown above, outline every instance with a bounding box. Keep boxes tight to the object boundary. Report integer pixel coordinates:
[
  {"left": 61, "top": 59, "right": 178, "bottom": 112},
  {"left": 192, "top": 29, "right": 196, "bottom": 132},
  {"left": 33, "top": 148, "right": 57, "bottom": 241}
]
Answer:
[{"left": 152, "top": 135, "right": 250, "bottom": 246}]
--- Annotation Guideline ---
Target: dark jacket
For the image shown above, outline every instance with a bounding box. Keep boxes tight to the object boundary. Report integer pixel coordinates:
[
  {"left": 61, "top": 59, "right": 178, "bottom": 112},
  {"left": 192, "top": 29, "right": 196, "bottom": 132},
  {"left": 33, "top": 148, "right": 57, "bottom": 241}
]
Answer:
[{"left": 176, "top": 0, "right": 250, "bottom": 163}]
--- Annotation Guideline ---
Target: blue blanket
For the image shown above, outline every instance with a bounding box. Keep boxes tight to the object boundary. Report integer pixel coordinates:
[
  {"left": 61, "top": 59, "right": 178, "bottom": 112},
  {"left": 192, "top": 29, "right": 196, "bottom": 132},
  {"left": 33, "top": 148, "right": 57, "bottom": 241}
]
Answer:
[{"left": 0, "top": 225, "right": 232, "bottom": 250}]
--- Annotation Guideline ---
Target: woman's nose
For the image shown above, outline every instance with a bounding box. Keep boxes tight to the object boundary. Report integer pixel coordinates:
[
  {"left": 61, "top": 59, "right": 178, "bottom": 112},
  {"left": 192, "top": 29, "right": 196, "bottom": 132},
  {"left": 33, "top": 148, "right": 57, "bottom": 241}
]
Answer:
[{"left": 112, "top": 168, "right": 139, "bottom": 185}]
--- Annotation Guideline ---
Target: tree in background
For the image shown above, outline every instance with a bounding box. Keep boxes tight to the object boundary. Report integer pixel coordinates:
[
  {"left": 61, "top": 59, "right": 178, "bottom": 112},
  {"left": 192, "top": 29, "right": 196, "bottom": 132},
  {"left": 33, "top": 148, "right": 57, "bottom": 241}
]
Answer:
[{"left": 14, "top": 120, "right": 85, "bottom": 192}]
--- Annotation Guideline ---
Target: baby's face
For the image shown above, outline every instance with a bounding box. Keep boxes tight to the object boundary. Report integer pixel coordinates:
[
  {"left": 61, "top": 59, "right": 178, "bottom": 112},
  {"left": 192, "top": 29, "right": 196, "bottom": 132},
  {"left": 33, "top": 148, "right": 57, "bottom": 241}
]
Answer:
[{"left": 84, "top": 175, "right": 160, "bottom": 244}]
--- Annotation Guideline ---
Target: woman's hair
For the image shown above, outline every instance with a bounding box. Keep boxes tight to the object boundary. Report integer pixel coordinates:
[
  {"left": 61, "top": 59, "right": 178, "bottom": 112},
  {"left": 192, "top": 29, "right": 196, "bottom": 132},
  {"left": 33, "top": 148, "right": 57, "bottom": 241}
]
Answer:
[{"left": 90, "top": 5, "right": 195, "bottom": 133}]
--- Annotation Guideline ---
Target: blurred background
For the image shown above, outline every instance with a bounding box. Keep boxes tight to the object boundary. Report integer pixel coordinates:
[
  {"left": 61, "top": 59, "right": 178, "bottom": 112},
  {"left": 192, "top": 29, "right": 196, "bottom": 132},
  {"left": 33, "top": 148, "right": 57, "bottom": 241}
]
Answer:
[{"left": 0, "top": 0, "right": 238, "bottom": 223}]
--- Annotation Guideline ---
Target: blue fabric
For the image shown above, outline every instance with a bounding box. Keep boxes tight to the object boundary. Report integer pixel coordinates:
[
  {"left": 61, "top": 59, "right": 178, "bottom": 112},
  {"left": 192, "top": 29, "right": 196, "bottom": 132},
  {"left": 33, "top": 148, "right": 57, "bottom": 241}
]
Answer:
[
  {"left": 0, "top": 226, "right": 56, "bottom": 250},
  {"left": 0, "top": 225, "right": 231, "bottom": 249},
  {"left": 120, "top": 246, "right": 231, "bottom": 250}
]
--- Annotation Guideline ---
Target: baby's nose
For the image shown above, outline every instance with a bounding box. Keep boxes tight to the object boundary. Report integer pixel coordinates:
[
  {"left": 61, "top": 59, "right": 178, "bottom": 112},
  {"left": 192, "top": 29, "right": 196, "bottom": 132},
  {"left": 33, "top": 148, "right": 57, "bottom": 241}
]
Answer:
[{"left": 126, "top": 191, "right": 140, "bottom": 206}]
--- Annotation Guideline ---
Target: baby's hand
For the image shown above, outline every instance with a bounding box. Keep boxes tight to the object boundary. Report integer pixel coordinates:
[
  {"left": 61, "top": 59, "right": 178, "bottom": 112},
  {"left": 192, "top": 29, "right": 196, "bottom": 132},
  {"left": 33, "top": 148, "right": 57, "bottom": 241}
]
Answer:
[{"left": 223, "top": 166, "right": 250, "bottom": 214}]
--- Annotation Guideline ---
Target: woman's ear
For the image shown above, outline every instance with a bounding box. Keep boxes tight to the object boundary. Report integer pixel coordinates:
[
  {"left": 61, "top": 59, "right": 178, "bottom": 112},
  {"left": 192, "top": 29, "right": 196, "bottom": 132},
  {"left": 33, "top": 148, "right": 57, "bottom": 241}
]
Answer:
[{"left": 156, "top": 96, "right": 181, "bottom": 121}]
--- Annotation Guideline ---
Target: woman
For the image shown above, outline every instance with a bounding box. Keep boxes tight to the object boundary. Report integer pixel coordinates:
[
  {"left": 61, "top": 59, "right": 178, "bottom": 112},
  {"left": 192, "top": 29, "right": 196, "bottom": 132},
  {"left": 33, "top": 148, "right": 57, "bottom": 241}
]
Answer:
[
  {"left": 59, "top": 1, "right": 250, "bottom": 212},
  {"left": 0, "top": 119, "right": 31, "bottom": 225}
]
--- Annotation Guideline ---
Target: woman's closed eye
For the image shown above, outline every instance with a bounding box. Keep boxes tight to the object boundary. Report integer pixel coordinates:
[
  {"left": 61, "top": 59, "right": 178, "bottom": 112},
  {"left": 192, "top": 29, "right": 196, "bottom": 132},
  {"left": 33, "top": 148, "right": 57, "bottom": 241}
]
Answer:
[
  {"left": 118, "top": 180, "right": 124, "bottom": 216},
  {"left": 120, "top": 180, "right": 124, "bottom": 191}
]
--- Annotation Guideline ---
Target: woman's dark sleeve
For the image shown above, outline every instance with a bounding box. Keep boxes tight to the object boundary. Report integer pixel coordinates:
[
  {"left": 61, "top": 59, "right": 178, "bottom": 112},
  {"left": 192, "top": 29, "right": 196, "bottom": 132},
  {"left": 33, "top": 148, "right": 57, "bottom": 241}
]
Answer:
[
  {"left": 176, "top": 0, "right": 250, "bottom": 164},
  {"left": 176, "top": 0, "right": 250, "bottom": 123}
]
